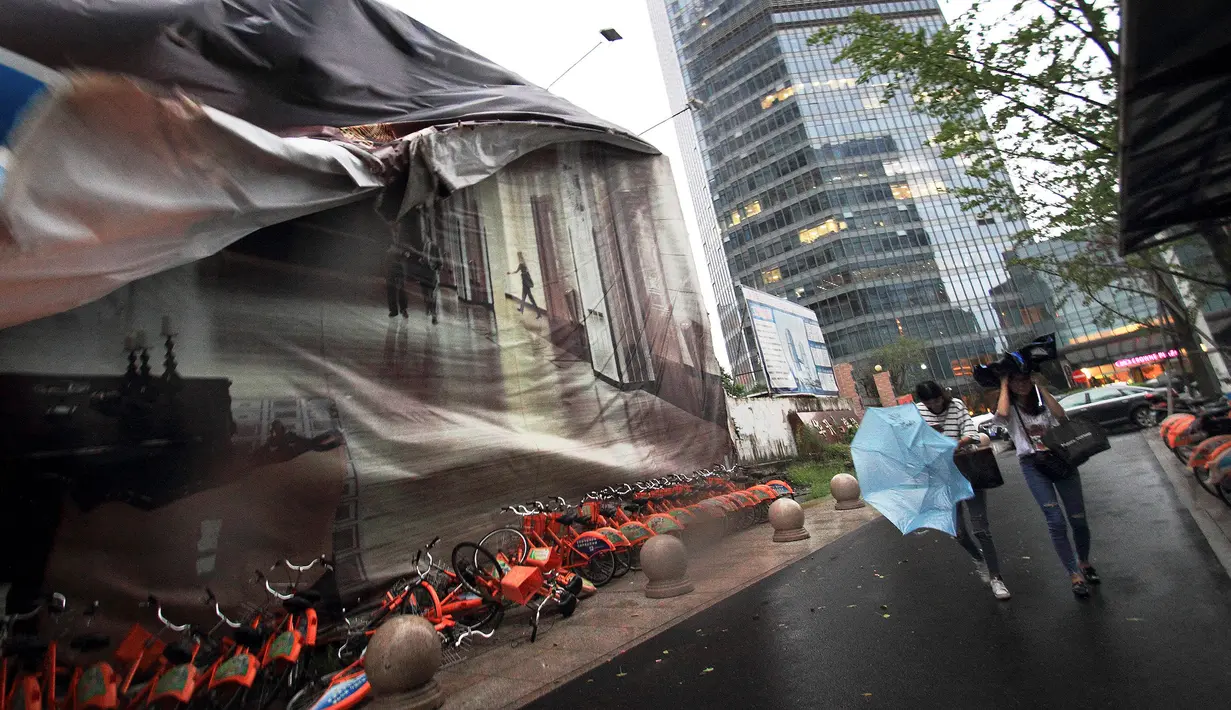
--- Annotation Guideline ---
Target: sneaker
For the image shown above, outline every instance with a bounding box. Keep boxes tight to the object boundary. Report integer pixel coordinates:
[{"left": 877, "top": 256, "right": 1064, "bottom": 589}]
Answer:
[
  {"left": 990, "top": 578, "right": 1011, "bottom": 600},
  {"left": 974, "top": 560, "right": 991, "bottom": 585}
]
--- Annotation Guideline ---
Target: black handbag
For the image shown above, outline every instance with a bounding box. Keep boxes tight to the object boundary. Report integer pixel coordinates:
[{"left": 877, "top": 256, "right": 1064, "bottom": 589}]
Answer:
[
  {"left": 1032, "top": 450, "right": 1077, "bottom": 481},
  {"left": 1042, "top": 417, "right": 1111, "bottom": 467},
  {"left": 953, "top": 448, "right": 1004, "bottom": 489}
]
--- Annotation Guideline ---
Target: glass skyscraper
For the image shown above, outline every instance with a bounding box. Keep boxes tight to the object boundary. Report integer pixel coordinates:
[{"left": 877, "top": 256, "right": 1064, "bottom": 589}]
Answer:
[{"left": 649, "top": 0, "right": 1050, "bottom": 391}]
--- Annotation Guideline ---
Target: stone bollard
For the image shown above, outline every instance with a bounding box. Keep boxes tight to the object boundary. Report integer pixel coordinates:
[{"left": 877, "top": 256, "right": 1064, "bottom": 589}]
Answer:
[
  {"left": 831, "top": 473, "right": 867, "bottom": 511},
  {"left": 364, "top": 615, "right": 444, "bottom": 710},
  {"left": 768, "top": 498, "right": 810, "bottom": 542},
  {"left": 641, "top": 533, "right": 694, "bottom": 598}
]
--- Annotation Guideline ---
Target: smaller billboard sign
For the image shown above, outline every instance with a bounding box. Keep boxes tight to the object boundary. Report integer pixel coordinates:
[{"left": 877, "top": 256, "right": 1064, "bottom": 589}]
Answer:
[{"left": 741, "top": 286, "right": 839, "bottom": 396}]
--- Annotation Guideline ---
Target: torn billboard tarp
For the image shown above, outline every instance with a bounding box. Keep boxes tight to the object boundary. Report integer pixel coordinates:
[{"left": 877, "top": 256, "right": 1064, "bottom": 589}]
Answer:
[
  {"left": 0, "top": 143, "right": 731, "bottom": 623},
  {"left": 0, "top": 74, "right": 385, "bottom": 327},
  {"left": 1119, "top": 0, "right": 1231, "bottom": 253},
  {"left": 0, "top": 0, "right": 649, "bottom": 139}
]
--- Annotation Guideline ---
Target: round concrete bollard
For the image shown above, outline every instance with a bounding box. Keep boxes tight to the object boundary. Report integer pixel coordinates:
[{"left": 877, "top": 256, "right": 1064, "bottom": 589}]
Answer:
[
  {"left": 641, "top": 533, "right": 694, "bottom": 598},
  {"left": 364, "top": 615, "right": 444, "bottom": 710},
  {"left": 768, "top": 497, "right": 810, "bottom": 542},
  {"left": 831, "top": 473, "right": 867, "bottom": 511}
]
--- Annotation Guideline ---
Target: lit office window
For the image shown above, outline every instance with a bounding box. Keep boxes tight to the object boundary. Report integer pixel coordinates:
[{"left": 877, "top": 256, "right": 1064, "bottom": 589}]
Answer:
[
  {"left": 890, "top": 183, "right": 914, "bottom": 200},
  {"left": 799, "top": 218, "right": 848, "bottom": 244},
  {"left": 744, "top": 200, "right": 762, "bottom": 217},
  {"left": 762, "top": 268, "right": 783, "bottom": 284}
]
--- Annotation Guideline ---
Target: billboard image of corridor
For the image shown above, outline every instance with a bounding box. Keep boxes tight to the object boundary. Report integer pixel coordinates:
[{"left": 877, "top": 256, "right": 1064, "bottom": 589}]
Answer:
[{"left": 0, "top": 143, "right": 730, "bottom": 619}]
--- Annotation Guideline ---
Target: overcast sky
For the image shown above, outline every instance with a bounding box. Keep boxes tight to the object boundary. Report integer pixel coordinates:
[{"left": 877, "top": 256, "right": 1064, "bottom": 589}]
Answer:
[{"left": 384, "top": 0, "right": 1001, "bottom": 365}]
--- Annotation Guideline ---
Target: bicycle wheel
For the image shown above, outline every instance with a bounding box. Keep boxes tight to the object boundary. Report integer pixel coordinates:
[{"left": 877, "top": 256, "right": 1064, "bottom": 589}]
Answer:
[
  {"left": 478, "top": 528, "right": 529, "bottom": 565},
  {"left": 451, "top": 543, "right": 505, "bottom": 599},
  {"left": 402, "top": 582, "right": 443, "bottom": 622},
  {"left": 575, "top": 549, "right": 616, "bottom": 586},
  {"left": 252, "top": 665, "right": 292, "bottom": 710},
  {"left": 611, "top": 548, "right": 631, "bottom": 578},
  {"left": 1195, "top": 467, "right": 1222, "bottom": 498}
]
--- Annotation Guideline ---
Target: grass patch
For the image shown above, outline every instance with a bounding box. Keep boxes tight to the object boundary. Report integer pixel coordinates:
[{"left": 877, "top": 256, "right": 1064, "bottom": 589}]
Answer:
[{"left": 785, "top": 460, "right": 849, "bottom": 500}]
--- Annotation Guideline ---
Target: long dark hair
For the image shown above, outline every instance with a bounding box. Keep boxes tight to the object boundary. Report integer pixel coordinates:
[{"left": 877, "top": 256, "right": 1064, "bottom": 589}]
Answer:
[{"left": 1007, "top": 374, "right": 1045, "bottom": 416}]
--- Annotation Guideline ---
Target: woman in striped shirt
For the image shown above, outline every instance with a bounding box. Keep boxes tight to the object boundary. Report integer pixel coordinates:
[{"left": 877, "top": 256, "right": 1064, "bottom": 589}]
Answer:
[{"left": 915, "top": 381, "right": 1011, "bottom": 600}]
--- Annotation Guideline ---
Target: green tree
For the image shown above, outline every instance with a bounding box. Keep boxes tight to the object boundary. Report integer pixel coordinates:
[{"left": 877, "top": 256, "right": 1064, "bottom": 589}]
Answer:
[
  {"left": 855, "top": 336, "right": 930, "bottom": 397},
  {"left": 810, "top": 1, "right": 1228, "bottom": 394}
]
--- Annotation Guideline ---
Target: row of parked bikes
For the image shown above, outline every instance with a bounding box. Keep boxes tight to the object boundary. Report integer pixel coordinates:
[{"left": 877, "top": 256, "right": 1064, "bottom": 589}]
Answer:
[
  {"left": 1159, "top": 397, "right": 1231, "bottom": 507},
  {"left": 2, "top": 464, "right": 794, "bottom": 710}
]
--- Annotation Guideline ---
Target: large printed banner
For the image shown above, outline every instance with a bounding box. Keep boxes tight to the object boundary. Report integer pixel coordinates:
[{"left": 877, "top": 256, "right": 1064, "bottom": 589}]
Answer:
[
  {"left": 0, "top": 145, "right": 730, "bottom": 621},
  {"left": 742, "top": 286, "right": 839, "bottom": 397}
]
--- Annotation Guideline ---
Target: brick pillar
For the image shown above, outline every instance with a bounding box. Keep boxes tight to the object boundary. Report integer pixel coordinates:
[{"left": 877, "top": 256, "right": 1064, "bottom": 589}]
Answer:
[
  {"left": 873, "top": 371, "right": 896, "bottom": 407},
  {"left": 833, "top": 362, "right": 863, "bottom": 417}
]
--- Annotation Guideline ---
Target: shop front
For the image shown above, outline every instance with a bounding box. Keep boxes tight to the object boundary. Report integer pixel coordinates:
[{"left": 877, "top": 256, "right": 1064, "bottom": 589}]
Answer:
[{"left": 1062, "top": 329, "right": 1182, "bottom": 388}]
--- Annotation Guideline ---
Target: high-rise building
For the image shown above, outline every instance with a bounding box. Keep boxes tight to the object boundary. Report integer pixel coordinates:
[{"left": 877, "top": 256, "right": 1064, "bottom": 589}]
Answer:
[{"left": 648, "top": 0, "right": 1051, "bottom": 392}]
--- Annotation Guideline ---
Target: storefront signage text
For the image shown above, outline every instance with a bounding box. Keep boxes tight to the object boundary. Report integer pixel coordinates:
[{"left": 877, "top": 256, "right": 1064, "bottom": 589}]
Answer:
[{"left": 1114, "top": 349, "right": 1178, "bottom": 369}]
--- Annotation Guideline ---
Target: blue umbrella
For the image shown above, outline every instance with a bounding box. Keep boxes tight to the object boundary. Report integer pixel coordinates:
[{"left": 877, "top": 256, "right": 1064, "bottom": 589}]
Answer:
[{"left": 851, "top": 404, "right": 973, "bottom": 535}]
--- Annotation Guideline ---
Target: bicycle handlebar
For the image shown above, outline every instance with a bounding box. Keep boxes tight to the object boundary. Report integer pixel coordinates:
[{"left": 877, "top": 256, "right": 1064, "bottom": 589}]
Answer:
[
  {"left": 145, "top": 595, "right": 191, "bottom": 633},
  {"left": 278, "top": 556, "right": 333, "bottom": 574},
  {"left": 453, "top": 628, "right": 495, "bottom": 647}
]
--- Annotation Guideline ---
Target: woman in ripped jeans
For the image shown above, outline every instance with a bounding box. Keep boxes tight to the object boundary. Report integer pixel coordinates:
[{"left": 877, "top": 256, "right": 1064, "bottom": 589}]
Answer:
[{"left": 994, "top": 372, "right": 1099, "bottom": 598}]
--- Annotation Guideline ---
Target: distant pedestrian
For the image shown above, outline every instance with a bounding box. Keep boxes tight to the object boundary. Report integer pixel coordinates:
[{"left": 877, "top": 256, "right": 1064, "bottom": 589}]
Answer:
[
  {"left": 915, "top": 381, "right": 1010, "bottom": 600},
  {"left": 420, "top": 240, "right": 443, "bottom": 325},
  {"left": 995, "top": 372, "right": 1098, "bottom": 598},
  {"left": 508, "top": 252, "right": 540, "bottom": 319},
  {"left": 385, "top": 244, "right": 410, "bottom": 318}
]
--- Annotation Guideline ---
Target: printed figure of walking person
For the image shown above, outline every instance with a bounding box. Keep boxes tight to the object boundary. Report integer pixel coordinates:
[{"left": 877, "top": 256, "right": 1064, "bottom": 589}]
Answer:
[
  {"left": 385, "top": 244, "right": 410, "bottom": 318},
  {"left": 420, "top": 239, "right": 443, "bottom": 325},
  {"left": 509, "top": 252, "right": 540, "bottom": 319}
]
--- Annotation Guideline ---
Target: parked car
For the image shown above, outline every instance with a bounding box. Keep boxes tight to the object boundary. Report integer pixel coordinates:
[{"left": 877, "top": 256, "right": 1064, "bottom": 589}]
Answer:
[
  {"left": 1057, "top": 385, "right": 1158, "bottom": 429},
  {"left": 972, "top": 412, "right": 1009, "bottom": 441}
]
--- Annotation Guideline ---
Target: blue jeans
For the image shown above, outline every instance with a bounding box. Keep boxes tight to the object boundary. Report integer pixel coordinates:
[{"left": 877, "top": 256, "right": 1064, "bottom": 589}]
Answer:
[{"left": 1019, "top": 455, "right": 1091, "bottom": 575}]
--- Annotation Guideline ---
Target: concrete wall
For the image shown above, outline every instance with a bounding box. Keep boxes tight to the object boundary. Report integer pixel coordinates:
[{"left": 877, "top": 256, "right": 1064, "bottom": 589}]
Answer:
[{"left": 726, "top": 394, "right": 857, "bottom": 463}]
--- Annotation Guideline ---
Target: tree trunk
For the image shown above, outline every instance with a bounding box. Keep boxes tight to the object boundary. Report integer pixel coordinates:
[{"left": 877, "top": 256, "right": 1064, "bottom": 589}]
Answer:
[
  {"left": 1200, "top": 221, "right": 1231, "bottom": 298},
  {"left": 1156, "top": 272, "right": 1222, "bottom": 397}
]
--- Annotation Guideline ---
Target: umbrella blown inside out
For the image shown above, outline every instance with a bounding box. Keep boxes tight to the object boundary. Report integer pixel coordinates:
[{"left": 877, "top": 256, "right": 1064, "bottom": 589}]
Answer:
[{"left": 851, "top": 404, "right": 973, "bottom": 536}]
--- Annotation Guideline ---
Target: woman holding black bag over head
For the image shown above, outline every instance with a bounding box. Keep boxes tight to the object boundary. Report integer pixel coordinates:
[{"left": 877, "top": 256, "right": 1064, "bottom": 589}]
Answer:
[
  {"left": 915, "top": 381, "right": 1011, "bottom": 601},
  {"left": 995, "top": 371, "right": 1099, "bottom": 598}
]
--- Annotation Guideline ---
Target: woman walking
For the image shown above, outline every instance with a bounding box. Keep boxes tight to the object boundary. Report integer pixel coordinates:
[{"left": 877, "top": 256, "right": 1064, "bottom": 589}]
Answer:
[
  {"left": 995, "top": 372, "right": 1098, "bottom": 598},
  {"left": 915, "top": 381, "right": 1011, "bottom": 600}
]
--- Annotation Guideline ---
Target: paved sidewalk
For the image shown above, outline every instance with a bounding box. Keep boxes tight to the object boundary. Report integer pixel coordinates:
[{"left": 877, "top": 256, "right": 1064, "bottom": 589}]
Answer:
[
  {"left": 434, "top": 499, "right": 880, "bottom": 710},
  {"left": 1144, "top": 431, "right": 1231, "bottom": 573}
]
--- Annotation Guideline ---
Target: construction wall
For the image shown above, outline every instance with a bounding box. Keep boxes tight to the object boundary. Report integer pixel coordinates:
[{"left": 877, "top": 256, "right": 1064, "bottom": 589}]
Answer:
[{"left": 726, "top": 395, "right": 858, "bottom": 463}]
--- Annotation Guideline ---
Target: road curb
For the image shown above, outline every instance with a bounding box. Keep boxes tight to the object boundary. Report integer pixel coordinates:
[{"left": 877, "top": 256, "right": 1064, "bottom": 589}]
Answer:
[{"left": 1142, "top": 431, "right": 1231, "bottom": 576}]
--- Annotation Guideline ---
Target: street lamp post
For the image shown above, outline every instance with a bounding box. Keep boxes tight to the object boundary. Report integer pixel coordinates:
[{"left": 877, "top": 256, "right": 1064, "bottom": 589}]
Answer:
[
  {"left": 637, "top": 98, "right": 705, "bottom": 137},
  {"left": 546, "top": 28, "right": 622, "bottom": 90}
]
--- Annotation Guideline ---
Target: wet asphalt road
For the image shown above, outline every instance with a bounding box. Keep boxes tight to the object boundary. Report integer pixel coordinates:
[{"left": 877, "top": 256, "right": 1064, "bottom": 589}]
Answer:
[{"left": 527, "top": 433, "right": 1231, "bottom": 709}]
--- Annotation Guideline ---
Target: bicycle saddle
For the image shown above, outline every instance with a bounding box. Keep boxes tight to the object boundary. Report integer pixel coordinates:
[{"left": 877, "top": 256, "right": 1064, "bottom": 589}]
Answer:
[
  {"left": 162, "top": 640, "right": 194, "bottom": 665},
  {"left": 557, "top": 511, "right": 579, "bottom": 526},
  {"left": 69, "top": 633, "right": 111, "bottom": 654},
  {"left": 232, "top": 626, "right": 267, "bottom": 650},
  {"left": 599, "top": 503, "right": 618, "bottom": 517}
]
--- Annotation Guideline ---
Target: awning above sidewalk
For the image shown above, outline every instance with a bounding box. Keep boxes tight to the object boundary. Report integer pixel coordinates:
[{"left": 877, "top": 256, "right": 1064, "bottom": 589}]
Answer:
[{"left": 1119, "top": 0, "right": 1231, "bottom": 253}]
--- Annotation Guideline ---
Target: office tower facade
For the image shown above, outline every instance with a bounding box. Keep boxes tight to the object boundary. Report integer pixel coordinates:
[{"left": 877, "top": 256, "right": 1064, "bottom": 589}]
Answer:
[
  {"left": 648, "top": 0, "right": 756, "bottom": 382},
  {"left": 649, "top": 0, "right": 1049, "bottom": 391}
]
